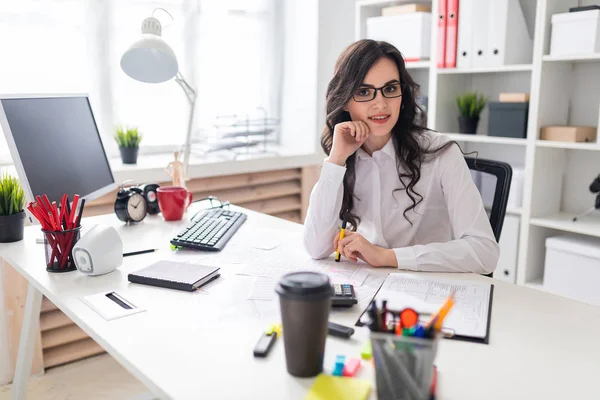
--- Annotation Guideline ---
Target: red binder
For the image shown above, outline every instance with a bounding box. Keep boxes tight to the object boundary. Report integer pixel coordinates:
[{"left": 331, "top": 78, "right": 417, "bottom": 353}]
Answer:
[
  {"left": 437, "top": 0, "right": 448, "bottom": 68},
  {"left": 445, "top": 0, "right": 459, "bottom": 68}
]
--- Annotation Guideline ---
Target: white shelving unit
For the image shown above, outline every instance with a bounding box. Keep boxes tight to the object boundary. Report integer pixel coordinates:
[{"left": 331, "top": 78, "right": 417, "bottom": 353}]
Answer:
[
  {"left": 542, "top": 53, "right": 600, "bottom": 62},
  {"left": 444, "top": 133, "right": 527, "bottom": 146},
  {"left": 436, "top": 64, "right": 534, "bottom": 74},
  {"left": 356, "top": 0, "right": 600, "bottom": 296},
  {"left": 405, "top": 61, "right": 431, "bottom": 70}
]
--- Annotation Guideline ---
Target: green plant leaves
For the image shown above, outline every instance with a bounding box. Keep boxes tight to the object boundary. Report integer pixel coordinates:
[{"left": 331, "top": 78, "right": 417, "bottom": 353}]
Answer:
[
  {"left": 0, "top": 173, "right": 25, "bottom": 216},
  {"left": 455, "top": 92, "right": 488, "bottom": 118},
  {"left": 114, "top": 125, "right": 142, "bottom": 148}
]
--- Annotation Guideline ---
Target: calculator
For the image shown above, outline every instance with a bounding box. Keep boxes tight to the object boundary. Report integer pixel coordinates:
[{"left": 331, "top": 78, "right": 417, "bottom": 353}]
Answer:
[{"left": 331, "top": 284, "right": 358, "bottom": 308}]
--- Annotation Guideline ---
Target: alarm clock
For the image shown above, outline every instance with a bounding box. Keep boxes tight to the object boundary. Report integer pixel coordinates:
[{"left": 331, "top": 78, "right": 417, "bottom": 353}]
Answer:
[
  {"left": 139, "top": 183, "right": 160, "bottom": 214},
  {"left": 114, "top": 186, "right": 148, "bottom": 223}
]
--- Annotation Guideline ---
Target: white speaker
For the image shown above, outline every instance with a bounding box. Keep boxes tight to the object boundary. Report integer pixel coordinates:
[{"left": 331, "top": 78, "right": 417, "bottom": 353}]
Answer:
[{"left": 73, "top": 224, "right": 123, "bottom": 276}]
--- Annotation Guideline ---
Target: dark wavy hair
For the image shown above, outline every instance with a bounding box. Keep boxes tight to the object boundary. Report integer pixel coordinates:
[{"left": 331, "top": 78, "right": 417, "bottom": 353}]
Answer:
[{"left": 321, "top": 39, "right": 458, "bottom": 229}]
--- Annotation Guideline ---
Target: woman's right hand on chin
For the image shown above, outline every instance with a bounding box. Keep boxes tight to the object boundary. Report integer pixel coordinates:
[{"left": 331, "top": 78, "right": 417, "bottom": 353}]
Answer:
[{"left": 327, "top": 121, "right": 370, "bottom": 166}]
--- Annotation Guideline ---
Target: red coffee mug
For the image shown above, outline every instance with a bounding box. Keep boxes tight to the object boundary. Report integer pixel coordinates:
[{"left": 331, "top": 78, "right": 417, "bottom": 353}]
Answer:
[{"left": 157, "top": 186, "right": 193, "bottom": 221}]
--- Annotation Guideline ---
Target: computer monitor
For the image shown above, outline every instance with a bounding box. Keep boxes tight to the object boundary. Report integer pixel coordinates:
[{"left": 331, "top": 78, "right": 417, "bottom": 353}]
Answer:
[{"left": 0, "top": 94, "right": 116, "bottom": 205}]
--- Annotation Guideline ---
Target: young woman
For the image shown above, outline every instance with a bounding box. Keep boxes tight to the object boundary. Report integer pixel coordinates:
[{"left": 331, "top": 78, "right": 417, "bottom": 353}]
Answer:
[{"left": 303, "top": 40, "right": 499, "bottom": 274}]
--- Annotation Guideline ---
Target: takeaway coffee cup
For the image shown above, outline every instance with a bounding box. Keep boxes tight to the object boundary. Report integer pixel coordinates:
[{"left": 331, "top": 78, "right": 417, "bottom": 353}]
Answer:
[{"left": 276, "top": 271, "right": 332, "bottom": 377}]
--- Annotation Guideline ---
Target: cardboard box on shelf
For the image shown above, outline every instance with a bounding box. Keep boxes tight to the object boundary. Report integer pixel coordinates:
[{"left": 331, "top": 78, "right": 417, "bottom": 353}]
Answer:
[
  {"left": 382, "top": 4, "right": 432, "bottom": 16},
  {"left": 499, "top": 93, "right": 530, "bottom": 102},
  {"left": 540, "top": 126, "right": 597, "bottom": 142}
]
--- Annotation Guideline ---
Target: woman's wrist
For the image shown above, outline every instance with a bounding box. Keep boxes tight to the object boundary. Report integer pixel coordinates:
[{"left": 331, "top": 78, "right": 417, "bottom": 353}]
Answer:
[
  {"left": 326, "top": 153, "right": 346, "bottom": 166},
  {"left": 377, "top": 248, "right": 398, "bottom": 268}
]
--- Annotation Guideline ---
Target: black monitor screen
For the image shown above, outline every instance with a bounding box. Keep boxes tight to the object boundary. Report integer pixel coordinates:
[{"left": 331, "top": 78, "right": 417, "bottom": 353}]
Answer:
[{"left": 1, "top": 96, "right": 114, "bottom": 203}]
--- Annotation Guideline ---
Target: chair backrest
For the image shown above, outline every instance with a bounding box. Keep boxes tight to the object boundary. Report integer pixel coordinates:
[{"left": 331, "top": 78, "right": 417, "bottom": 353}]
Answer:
[{"left": 465, "top": 157, "right": 512, "bottom": 242}]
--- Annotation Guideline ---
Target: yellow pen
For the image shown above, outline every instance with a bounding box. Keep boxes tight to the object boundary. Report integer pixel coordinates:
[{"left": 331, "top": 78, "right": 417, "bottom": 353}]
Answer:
[
  {"left": 335, "top": 214, "right": 348, "bottom": 262},
  {"left": 427, "top": 290, "right": 456, "bottom": 332}
]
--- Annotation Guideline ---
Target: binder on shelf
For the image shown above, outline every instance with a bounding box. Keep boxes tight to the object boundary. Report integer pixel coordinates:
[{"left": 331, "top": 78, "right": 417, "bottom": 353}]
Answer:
[
  {"left": 486, "top": 0, "right": 532, "bottom": 67},
  {"left": 495, "top": 214, "right": 520, "bottom": 284},
  {"left": 470, "top": 0, "right": 489, "bottom": 68},
  {"left": 437, "top": 0, "right": 448, "bottom": 68},
  {"left": 456, "top": 0, "right": 472, "bottom": 68},
  {"left": 445, "top": 0, "right": 459, "bottom": 68}
]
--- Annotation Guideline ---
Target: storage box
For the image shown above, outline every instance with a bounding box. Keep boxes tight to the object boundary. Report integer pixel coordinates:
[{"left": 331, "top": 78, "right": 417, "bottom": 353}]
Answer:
[
  {"left": 382, "top": 4, "right": 432, "bottom": 16},
  {"left": 366, "top": 13, "right": 431, "bottom": 60},
  {"left": 544, "top": 235, "right": 600, "bottom": 306},
  {"left": 487, "top": 102, "right": 529, "bottom": 138},
  {"left": 550, "top": 10, "right": 600, "bottom": 56},
  {"left": 540, "top": 125, "right": 597, "bottom": 142},
  {"left": 499, "top": 93, "right": 530, "bottom": 102}
]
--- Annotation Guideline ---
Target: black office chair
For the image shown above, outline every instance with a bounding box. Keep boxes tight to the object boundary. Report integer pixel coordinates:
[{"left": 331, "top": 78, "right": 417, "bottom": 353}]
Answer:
[
  {"left": 465, "top": 157, "right": 512, "bottom": 242},
  {"left": 465, "top": 157, "right": 512, "bottom": 278}
]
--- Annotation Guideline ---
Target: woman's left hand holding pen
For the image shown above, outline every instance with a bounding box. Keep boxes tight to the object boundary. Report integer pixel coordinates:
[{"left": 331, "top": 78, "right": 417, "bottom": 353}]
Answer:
[{"left": 334, "top": 231, "right": 397, "bottom": 267}]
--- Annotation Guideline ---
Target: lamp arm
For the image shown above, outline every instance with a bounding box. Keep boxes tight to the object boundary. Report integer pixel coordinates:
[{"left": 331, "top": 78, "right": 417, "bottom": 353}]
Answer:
[{"left": 174, "top": 72, "right": 197, "bottom": 174}]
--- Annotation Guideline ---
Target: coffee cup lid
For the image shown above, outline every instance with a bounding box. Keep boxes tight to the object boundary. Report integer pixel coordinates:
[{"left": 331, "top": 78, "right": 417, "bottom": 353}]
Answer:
[{"left": 276, "top": 271, "right": 331, "bottom": 301}]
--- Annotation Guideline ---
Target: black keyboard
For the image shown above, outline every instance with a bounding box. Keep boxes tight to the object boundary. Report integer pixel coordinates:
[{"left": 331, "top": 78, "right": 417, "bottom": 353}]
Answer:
[{"left": 170, "top": 209, "right": 247, "bottom": 251}]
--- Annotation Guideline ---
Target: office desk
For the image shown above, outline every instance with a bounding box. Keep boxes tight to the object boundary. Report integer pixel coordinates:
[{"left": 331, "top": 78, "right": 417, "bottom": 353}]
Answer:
[{"left": 2, "top": 207, "right": 600, "bottom": 400}]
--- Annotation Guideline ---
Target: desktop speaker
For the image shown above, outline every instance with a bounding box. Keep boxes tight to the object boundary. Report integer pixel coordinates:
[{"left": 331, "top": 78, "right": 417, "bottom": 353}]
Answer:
[{"left": 73, "top": 224, "right": 123, "bottom": 276}]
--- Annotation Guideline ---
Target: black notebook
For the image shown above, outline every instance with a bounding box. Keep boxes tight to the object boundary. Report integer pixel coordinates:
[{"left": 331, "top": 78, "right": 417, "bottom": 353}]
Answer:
[{"left": 128, "top": 261, "right": 221, "bottom": 292}]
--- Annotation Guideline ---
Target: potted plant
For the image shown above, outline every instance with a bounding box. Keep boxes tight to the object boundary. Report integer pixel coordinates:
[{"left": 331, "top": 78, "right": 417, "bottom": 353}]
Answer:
[
  {"left": 456, "top": 92, "right": 488, "bottom": 134},
  {"left": 115, "top": 125, "right": 142, "bottom": 164},
  {"left": 0, "top": 173, "right": 25, "bottom": 242}
]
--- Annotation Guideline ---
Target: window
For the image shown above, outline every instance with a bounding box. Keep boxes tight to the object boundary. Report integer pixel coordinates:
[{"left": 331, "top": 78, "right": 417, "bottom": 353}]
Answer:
[
  {"left": 0, "top": 0, "right": 88, "bottom": 163},
  {"left": 0, "top": 0, "right": 283, "bottom": 162}
]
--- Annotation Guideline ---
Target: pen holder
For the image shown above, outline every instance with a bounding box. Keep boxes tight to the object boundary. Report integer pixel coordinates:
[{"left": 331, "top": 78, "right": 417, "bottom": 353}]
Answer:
[
  {"left": 370, "top": 332, "right": 439, "bottom": 400},
  {"left": 42, "top": 227, "right": 81, "bottom": 273}
]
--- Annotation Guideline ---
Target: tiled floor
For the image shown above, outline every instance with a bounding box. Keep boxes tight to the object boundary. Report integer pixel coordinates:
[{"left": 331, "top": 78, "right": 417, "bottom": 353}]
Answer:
[{"left": 0, "top": 354, "right": 154, "bottom": 400}]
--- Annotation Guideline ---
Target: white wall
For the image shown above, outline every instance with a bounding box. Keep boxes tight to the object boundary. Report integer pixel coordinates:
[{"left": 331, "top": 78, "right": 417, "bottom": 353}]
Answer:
[
  {"left": 280, "top": 0, "right": 319, "bottom": 154},
  {"left": 280, "top": 0, "right": 355, "bottom": 156},
  {"left": 316, "top": 0, "right": 355, "bottom": 156}
]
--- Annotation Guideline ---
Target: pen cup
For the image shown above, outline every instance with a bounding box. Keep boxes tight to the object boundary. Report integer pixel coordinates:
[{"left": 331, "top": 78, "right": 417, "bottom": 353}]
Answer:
[
  {"left": 370, "top": 332, "right": 439, "bottom": 400},
  {"left": 42, "top": 227, "right": 81, "bottom": 273}
]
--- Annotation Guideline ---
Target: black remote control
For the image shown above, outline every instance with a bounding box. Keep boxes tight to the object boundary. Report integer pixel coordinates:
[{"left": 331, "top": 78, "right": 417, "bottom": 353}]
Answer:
[{"left": 328, "top": 321, "right": 355, "bottom": 339}]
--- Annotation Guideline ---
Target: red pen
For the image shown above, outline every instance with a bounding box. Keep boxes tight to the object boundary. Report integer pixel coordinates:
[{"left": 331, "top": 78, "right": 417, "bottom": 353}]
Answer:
[
  {"left": 69, "top": 195, "right": 80, "bottom": 229},
  {"left": 430, "top": 365, "right": 437, "bottom": 400}
]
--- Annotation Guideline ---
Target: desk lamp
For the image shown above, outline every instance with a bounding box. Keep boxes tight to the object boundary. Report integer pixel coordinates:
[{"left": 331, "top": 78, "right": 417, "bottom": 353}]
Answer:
[{"left": 120, "top": 9, "right": 196, "bottom": 173}]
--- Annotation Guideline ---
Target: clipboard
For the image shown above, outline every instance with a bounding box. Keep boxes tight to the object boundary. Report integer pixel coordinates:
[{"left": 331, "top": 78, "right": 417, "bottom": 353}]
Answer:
[{"left": 355, "top": 274, "right": 494, "bottom": 345}]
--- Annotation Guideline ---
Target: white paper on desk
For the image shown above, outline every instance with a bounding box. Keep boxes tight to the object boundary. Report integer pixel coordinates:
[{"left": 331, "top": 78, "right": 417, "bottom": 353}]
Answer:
[
  {"left": 230, "top": 228, "right": 299, "bottom": 250},
  {"left": 80, "top": 291, "right": 146, "bottom": 321},
  {"left": 248, "top": 237, "right": 280, "bottom": 250},
  {"left": 248, "top": 276, "right": 278, "bottom": 301},
  {"left": 375, "top": 273, "right": 492, "bottom": 339}
]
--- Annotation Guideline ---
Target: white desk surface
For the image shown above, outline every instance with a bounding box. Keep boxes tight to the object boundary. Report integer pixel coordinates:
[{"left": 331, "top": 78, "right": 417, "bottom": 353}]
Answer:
[{"left": 1, "top": 207, "right": 599, "bottom": 400}]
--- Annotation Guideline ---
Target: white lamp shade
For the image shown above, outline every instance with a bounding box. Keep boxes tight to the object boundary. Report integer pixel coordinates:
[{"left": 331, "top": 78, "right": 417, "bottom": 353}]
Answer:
[{"left": 120, "top": 34, "right": 179, "bottom": 84}]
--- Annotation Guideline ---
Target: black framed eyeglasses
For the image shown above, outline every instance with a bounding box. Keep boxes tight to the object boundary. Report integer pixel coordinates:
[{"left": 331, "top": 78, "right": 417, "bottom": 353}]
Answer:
[
  {"left": 190, "top": 196, "right": 230, "bottom": 221},
  {"left": 352, "top": 83, "right": 403, "bottom": 102}
]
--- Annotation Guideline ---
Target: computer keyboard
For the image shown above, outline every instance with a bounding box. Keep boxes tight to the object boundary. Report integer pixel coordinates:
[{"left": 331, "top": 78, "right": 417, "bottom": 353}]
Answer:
[{"left": 170, "top": 209, "right": 247, "bottom": 251}]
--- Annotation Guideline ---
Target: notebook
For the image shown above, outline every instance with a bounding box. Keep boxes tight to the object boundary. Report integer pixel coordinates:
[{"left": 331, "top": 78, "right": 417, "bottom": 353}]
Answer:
[
  {"left": 305, "top": 374, "right": 370, "bottom": 400},
  {"left": 128, "top": 260, "right": 221, "bottom": 292}
]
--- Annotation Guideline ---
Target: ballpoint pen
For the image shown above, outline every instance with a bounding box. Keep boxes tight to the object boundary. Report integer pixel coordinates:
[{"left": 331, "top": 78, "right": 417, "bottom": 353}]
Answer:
[{"left": 123, "top": 248, "right": 159, "bottom": 257}]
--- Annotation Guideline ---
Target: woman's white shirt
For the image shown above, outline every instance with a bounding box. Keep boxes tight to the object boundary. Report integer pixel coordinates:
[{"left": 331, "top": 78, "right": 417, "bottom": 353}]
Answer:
[{"left": 303, "top": 132, "right": 499, "bottom": 274}]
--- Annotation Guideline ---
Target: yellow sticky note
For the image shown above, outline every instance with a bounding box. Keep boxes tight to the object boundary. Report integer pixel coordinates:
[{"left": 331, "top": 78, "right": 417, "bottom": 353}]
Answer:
[{"left": 305, "top": 374, "right": 371, "bottom": 400}]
